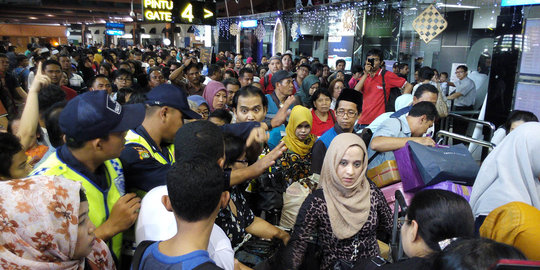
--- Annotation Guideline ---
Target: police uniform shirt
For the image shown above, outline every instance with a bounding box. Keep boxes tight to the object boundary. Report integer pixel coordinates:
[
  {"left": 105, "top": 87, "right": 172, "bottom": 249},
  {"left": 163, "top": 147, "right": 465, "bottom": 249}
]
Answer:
[
  {"left": 120, "top": 125, "right": 173, "bottom": 193},
  {"left": 56, "top": 144, "right": 109, "bottom": 190}
]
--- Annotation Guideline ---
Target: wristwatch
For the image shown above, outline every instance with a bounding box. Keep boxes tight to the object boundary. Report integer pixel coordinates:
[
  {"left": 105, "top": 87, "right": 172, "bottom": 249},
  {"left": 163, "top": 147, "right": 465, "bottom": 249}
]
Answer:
[{"left": 264, "top": 118, "right": 273, "bottom": 131}]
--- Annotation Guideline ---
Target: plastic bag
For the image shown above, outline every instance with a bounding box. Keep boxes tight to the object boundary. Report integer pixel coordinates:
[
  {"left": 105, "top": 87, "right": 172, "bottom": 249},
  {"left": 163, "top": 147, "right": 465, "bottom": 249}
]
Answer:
[{"left": 280, "top": 181, "right": 311, "bottom": 229}]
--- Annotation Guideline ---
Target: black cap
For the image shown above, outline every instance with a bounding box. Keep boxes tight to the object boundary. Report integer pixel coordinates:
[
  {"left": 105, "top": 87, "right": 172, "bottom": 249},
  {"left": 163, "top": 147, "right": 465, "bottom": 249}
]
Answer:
[
  {"left": 271, "top": 70, "right": 294, "bottom": 88},
  {"left": 336, "top": 88, "right": 363, "bottom": 112},
  {"left": 60, "top": 90, "right": 145, "bottom": 141},
  {"left": 145, "top": 84, "right": 201, "bottom": 119}
]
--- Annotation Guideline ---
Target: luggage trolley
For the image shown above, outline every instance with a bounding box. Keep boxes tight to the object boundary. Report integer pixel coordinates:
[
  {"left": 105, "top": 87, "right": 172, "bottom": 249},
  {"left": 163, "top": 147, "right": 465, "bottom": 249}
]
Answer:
[{"left": 390, "top": 190, "right": 409, "bottom": 262}]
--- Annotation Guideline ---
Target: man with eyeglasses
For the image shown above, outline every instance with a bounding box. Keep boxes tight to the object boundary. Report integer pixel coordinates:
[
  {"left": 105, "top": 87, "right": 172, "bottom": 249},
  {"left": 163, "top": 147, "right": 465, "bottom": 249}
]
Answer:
[
  {"left": 311, "top": 88, "right": 363, "bottom": 174},
  {"left": 446, "top": 65, "right": 476, "bottom": 139}
]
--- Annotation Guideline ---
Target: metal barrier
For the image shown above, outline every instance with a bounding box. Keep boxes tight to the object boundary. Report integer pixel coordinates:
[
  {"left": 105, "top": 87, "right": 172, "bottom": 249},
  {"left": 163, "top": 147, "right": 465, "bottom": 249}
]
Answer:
[
  {"left": 447, "top": 112, "right": 497, "bottom": 140},
  {"left": 436, "top": 130, "right": 496, "bottom": 151}
]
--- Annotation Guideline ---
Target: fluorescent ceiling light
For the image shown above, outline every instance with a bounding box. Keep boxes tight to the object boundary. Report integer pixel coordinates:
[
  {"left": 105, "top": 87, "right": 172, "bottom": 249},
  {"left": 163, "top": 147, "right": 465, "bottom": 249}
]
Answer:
[{"left": 436, "top": 3, "right": 480, "bottom": 9}]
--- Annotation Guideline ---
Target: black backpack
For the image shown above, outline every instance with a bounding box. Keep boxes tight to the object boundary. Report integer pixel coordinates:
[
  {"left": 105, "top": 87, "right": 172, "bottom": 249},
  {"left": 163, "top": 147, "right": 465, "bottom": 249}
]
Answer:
[{"left": 380, "top": 70, "right": 402, "bottom": 112}]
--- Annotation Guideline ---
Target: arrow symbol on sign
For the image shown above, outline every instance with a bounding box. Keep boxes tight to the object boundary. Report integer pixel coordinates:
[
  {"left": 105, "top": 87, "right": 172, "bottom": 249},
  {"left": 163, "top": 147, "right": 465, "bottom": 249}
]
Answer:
[{"left": 204, "top": 8, "right": 213, "bottom": 18}]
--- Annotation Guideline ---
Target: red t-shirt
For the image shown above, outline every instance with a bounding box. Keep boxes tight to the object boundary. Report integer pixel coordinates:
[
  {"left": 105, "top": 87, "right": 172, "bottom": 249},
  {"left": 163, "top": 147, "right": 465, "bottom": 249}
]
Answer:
[
  {"left": 359, "top": 69, "right": 406, "bottom": 125},
  {"left": 311, "top": 109, "right": 336, "bottom": 137},
  {"left": 261, "top": 74, "right": 274, "bottom": 95},
  {"left": 61, "top": 85, "right": 78, "bottom": 100}
]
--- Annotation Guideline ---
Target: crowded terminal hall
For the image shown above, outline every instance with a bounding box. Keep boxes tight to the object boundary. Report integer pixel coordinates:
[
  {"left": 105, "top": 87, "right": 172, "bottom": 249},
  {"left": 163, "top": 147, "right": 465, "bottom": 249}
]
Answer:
[{"left": 1, "top": 0, "right": 540, "bottom": 269}]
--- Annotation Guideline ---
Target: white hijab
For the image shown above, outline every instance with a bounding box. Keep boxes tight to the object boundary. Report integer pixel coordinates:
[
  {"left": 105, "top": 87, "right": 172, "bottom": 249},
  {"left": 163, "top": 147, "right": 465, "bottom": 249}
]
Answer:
[{"left": 470, "top": 122, "right": 540, "bottom": 218}]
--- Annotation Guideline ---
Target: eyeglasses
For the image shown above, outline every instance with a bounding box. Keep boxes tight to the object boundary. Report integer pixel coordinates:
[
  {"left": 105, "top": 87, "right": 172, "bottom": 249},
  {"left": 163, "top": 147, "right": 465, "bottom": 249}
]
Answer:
[
  {"left": 116, "top": 77, "right": 132, "bottom": 82},
  {"left": 199, "top": 110, "right": 209, "bottom": 116},
  {"left": 336, "top": 109, "right": 358, "bottom": 118}
]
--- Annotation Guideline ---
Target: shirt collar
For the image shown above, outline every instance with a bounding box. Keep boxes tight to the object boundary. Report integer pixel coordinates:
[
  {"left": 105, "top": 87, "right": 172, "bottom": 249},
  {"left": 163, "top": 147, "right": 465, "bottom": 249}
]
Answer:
[
  {"left": 56, "top": 145, "right": 106, "bottom": 187},
  {"left": 398, "top": 114, "right": 412, "bottom": 136}
]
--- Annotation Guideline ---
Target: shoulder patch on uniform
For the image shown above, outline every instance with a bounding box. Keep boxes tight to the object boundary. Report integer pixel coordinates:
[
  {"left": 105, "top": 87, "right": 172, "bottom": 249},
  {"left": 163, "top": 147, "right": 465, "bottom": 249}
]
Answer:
[{"left": 133, "top": 146, "right": 151, "bottom": 160}]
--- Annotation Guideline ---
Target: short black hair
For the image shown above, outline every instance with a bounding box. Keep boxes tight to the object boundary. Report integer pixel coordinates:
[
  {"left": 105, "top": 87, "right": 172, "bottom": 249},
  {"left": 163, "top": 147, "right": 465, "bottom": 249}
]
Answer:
[
  {"left": 16, "top": 55, "right": 27, "bottom": 66},
  {"left": 208, "top": 109, "right": 232, "bottom": 125},
  {"left": 174, "top": 120, "right": 224, "bottom": 164},
  {"left": 456, "top": 65, "right": 468, "bottom": 72},
  {"left": 113, "top": 69, "right": 133, "bottom": 81},
  {"left": 42, "top": 59, "right": 61, "bottom": 71},
  {"left": 116, "top": 87, "right": 135, "bottom": 105},
  {"left": 232, "top": 85, "right": 268, "bottom": 110},
  {"left": 409, "top": 101, "right": 438, "bottom": 121},
  {"left": 398, "top": 63, "right": 409, "bottom": 70},
  {"left": 88, "top": 75, "right": 109, "bottom": 88},
  {"left": 43, "top": 101, "right": 67, "bottom": 148},
  {"left": 414, "top": 84, "right": 439, "bottom": 99},
  {"left": 351, "top": 65, "right": 363, "bottom": 74},
  {"left": 433, "top": 238, "right": 526, "bottom": 270},
  {"left": 504, "top": 110, "right": 539, "bottom": 133},
  {"left": 440, "top": 72, "right": 449, "bottom": 78},
  {"left": 297, "top": 63, "right": 311, "bottom": 72},
  {"left": 366, "top": 48, "right": 384, "bottom": 61},
  {"left": 0, "top": 53, "right": 6, "bottom": 59},
  {"left": 225, "top": 69, "right": 238, "bottom": 79},
  {"left": 223, "top": 133, "right": 246, "bottom": 168},
  {"left": 0, "top": 133, "right": 22, "bottom": 178},
  {"left": 311, "top": 63, "right": 323, "bottom": 75},
  {"left": 222, "top": 78, "right": 240, "bottom": 88},
  {"left": 38, "top": 84, "right": 66, "bottom": 114},
  {"left": 167, "top": 160, "right": 224, "bottom": 222},
  {"left": 208, "top": 64, "right": 221, "bottom": 77},
  {"left": 310, "top": 88, "right": 332, "bottom": 110},
  {"left": 239, "top": 67, "right": 254, "bottom": 78},
  {"left": 336, "top": 59, "right": 346, "bottom": 66},
  {"left": 185, "top": 62, "right": 199, "bottom": 72},
  {"left": 418, "top": 66, "right": 435, "bottom": 81},
  {"left": 406, "top": 190, "right": 474, "bottom": 252}
]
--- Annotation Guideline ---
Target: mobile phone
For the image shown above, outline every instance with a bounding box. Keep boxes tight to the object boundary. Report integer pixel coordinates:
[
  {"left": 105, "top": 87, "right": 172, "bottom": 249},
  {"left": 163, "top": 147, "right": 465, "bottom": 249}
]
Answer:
[
  {"left": 367, "top": 58, "right": 375, "bottom": 66},
  {"left": 370, "top": 256, "right": 388, "bottom": 267}
]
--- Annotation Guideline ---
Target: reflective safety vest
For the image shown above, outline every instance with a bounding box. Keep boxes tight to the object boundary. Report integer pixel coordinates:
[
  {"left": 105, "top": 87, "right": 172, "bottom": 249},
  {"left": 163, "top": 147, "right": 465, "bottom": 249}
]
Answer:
[
  {"left": 31, "top": 152, "right": 125, "bottom": 261},
  {"left": 124, "top": 129, "right": 175, "bottom": 165}
]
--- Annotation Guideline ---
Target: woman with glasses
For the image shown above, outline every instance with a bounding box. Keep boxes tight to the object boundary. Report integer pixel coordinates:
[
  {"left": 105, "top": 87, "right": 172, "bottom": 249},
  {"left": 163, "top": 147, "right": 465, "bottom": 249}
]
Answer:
[
  {"left": 353, "top": 189, "right": 474, "bottom": 270},
  {"left": 215, "top": 134, "right": 290, "bottom": 253},
  {"left": 287, "top": 133, "right": 393, "bottom": 269},
  {"left": 187, "top": 95, "right": 210, "bottom": 120}
]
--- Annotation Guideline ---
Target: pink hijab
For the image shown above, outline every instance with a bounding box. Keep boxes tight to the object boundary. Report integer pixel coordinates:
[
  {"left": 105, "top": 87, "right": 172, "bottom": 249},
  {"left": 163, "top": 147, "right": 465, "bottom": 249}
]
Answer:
[
  {"left": 0, "top": 175, "right": 115, "bottom": 269},
  {"left": 203, "top": 80, "right": 227, "bottom": 111}
]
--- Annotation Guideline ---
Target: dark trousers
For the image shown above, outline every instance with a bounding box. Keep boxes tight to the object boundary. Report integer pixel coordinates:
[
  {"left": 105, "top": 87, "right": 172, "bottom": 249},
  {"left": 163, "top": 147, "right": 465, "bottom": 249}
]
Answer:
[{"left": 452, "top": 105, "right": 474, "bottom": 145}]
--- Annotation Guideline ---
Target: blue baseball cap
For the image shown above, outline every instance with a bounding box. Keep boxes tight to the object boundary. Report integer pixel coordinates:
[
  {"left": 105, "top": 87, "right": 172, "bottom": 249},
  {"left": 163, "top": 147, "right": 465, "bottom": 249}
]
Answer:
[
  {"left": 145, "top": 84, "right": 201, "bottom": 119},
  {"left": 59, "top": 91, "right": 145, "bottom": 141}
]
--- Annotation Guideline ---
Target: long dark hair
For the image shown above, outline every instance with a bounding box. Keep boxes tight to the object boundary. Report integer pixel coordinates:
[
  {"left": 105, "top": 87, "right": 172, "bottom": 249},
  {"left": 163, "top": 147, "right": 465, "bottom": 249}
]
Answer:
[{"left": 406, "top": 190, "right": 475, "bottom": 252}]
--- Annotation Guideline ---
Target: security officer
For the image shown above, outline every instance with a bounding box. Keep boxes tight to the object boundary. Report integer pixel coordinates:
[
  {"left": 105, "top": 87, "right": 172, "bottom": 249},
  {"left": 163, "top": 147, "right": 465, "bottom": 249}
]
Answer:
[
  {"left": 120, "top": 83, "right": 201, "bottom": 194},
  {"left": 32, "top": 90, "right": 145, "bottom": 262}
]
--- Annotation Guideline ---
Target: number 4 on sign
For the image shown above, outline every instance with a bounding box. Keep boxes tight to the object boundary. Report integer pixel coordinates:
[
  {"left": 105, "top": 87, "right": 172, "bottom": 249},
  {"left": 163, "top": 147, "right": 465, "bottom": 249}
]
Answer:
[{"left": 181, "top": 3, "right": 195, "bottom": 22}]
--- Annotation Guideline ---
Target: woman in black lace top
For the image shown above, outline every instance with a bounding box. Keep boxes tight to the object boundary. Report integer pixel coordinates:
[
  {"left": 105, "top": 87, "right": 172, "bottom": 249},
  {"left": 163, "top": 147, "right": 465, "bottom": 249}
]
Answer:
[{"left": 286, "top": 133, "right": 393, "bottom": 269}]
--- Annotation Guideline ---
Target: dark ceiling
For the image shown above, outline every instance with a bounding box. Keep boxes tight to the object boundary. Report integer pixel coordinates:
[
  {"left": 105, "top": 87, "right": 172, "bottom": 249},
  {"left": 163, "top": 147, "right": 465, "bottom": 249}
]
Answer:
[{"left": 0, "top": 0, "right": 297, "bottom": 25}]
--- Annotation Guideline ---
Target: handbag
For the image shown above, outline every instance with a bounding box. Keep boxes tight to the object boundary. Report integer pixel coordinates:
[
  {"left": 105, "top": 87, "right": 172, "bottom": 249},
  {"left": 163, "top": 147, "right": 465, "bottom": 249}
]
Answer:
[
  {"left": 333, "top": 234, "right": 360, "bottom": 270},
  {"left": 394, "top": 142, "right": 424, "bottom": 192},
  {"left": 408, "top": 141, "right": 479, "bottom": 187}
]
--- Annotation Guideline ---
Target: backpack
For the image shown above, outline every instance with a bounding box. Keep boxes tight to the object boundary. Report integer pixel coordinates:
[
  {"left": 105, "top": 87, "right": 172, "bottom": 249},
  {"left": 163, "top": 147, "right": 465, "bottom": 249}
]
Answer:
[{"left": 380, "top": 70, "right": 402, "bottom": 112}]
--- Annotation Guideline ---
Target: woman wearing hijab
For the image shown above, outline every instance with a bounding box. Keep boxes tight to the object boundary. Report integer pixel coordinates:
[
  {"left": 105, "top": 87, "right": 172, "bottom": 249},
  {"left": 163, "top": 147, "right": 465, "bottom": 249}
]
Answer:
[
  {"left": 188, "top": 95, "right": 210, "bottom": 120},
  {"left": 273, "top": 105, "right": 316, "bottom": 185},
  {"left": 296, "top": 75, "right": 320, "bottom": 108},
  {"left": 0, "top": 175, "right": 115, "bottom": 269},
  {"left": 203, "top": 80, "right": 228, "bottom": 112},
  {"left": 470, "top": 122, "right": 540, "bottom": 233},
  {"left": 286, "top": 133, "right": 393, "bottom": 269}
]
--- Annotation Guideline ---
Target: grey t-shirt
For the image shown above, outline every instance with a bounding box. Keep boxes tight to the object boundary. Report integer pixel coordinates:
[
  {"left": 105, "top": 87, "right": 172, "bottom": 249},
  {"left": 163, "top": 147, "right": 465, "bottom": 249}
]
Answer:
[
  {"left": 367, "top": 115, "right": 411, "bottom": 169},
  {"left": 454, "top": 77, "right": 476, "bottom": 107}
]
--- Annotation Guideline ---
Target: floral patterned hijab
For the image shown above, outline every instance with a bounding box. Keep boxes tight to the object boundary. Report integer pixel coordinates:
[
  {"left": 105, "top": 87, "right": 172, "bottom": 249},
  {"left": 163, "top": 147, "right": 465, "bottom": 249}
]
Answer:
[{"left": 0, "top": 175, "right": 115, "bottom": 270}]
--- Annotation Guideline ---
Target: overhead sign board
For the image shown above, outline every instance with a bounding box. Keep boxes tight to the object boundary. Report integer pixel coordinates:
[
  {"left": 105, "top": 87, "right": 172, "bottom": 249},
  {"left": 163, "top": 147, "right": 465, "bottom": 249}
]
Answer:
[
  {"left": 142, "top": 0, "right": 216, "bottom": 25},
  {"left": 239, "top": 20, "right": 258, "bottom": 28},
  {"left": 106, "top": 22, "right": 125, "bottom": 36}
]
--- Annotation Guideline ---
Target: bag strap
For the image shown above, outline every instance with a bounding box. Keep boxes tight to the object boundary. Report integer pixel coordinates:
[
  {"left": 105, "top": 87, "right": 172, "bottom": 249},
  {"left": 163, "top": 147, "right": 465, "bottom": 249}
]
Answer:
[
  {"left": 381, "top": 69, "right": 387, "bottom": 107},
  {"left": 131, "top": 240, "right": 156, "bottom": 270},
  {"left": 329, "top": 110, "right": 336, "bottom": 123},
  {"left": 368, "top": 118, "right": 403, "bottom": 164}
]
